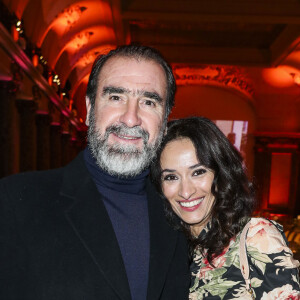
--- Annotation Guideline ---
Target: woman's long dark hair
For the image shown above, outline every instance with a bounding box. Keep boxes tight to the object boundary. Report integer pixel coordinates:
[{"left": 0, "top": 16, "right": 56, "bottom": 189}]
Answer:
[{"left": 151, "top": 117, "right": 255, "bottom": 264}]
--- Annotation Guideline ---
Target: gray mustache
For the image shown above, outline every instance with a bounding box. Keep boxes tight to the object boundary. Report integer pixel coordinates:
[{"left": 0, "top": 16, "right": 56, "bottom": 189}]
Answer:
[{"left": 106, "top": 124, "right": 149, "bottom": 141}]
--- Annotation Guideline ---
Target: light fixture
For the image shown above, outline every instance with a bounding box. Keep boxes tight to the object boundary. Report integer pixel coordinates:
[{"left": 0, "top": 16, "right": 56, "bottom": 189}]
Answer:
[{"left": 290, "top": 73, "right": 300, "bottom": 86}]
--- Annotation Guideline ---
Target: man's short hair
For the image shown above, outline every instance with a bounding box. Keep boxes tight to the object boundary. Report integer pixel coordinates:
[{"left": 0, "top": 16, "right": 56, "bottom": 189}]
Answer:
[{"left": 86, "top": 44, "right": 176, "bottom": 118}]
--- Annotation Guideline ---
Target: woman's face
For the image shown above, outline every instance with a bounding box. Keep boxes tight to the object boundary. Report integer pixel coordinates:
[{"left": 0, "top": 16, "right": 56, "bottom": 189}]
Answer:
[{"left": 160, "top": 138, "right": 215, "bottom": 236}]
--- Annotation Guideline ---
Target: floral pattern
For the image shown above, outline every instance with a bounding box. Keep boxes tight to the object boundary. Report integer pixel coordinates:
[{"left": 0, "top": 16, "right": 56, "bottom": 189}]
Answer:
[{"left": 189, "top": 218, "right": 300, "bottom": 300}]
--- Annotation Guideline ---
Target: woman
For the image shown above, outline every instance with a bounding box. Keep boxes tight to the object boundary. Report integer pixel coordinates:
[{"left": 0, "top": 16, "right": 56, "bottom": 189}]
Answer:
[{"left": 151, "top": 117, "right": 300, "bottom": 299}]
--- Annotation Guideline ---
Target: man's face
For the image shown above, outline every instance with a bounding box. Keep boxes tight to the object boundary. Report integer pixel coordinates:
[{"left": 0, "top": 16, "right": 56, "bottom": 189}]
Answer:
[{"left": 86, "top": 56, "right": 168, "bottom": 177}]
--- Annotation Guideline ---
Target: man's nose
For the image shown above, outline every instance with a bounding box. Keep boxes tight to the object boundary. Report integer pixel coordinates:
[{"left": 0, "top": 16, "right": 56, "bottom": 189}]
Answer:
[
  {"left": 179, "top": 179, "right": 196, "bottom": 200},
  {"left": 119, "top": 100, "right": 142, "bottom": 128}
]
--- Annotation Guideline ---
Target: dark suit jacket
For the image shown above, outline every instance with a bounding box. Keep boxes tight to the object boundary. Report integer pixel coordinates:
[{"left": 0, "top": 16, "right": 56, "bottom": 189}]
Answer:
[{"left": 0, "top": 153, "right": 190, "bottom": 300}]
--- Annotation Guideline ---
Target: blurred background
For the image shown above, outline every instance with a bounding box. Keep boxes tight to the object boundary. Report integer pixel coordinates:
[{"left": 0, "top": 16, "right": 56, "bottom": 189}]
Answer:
[{"left": 0, "top": 0, "right": 299, "bottom": 259}]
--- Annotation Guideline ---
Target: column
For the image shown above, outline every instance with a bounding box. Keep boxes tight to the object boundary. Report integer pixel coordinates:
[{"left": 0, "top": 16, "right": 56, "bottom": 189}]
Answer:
[
  {"left": 16, "top": 99, "right": 37, "bottom": 172},
  {"left": 61, "top": 132, "right": 71, "bottom": 166},
  {"left": 50, "top": 123, "right": 62, "bottom": 169},
  {"left": 0, "top": 80, "right": 17, "bottom": 177},
  {"left": 35, "top": 112, "right": 51, "bottom": 170}
]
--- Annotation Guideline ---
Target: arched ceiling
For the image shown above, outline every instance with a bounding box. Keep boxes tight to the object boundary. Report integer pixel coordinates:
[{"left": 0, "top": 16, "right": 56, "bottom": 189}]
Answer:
[
  {"left": 2, "top": 0, "right": 300, "bottom": 122},
  {"left": 4, "top": 0, "right": 121, "bottom": 95}
]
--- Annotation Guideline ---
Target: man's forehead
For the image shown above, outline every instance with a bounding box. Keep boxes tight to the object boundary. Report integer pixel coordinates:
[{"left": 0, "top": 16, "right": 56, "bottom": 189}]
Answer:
[
  {"left": 98, "top": 56, "right": 165, "bottom": 80},
  {"left": 97, "top": 56, "right": 167, "bottom": 97}
]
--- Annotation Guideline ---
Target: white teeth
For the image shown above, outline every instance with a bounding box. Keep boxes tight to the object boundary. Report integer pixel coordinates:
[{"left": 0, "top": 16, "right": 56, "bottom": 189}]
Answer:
[
  {"left": 118, "top": 135, "right": 139, "bottom": 140},
  {"left": 179, "top": 197, "right": 204, "bottom": 208}
]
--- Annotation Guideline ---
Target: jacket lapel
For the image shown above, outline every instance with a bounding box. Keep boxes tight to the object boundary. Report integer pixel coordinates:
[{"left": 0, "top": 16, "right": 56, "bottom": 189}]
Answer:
[
  {"left": 146, "top": 179, "right": 178, "bottom": 300},
  {"left": 60, "top": 153, "right": 131, "bottom": 300}
]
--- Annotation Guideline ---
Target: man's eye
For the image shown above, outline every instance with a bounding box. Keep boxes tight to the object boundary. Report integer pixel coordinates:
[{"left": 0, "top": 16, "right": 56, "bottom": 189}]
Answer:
[
  {"left": 144, "top": 99, "right": 155, "bottom": 107},
  {"left": 109, "top": 95, "right": 121, "bottom": 101},
  {"left": 193, "top": 169, "right": 207, "bottom": 176},
  {"left": 162, "top": 174, "right": 177, "bottom": 181}
]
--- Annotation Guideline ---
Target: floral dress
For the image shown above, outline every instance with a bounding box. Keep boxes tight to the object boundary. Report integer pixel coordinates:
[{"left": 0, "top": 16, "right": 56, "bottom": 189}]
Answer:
[{"left": 189, "top": 218, "right": 300, "bottom": 300}]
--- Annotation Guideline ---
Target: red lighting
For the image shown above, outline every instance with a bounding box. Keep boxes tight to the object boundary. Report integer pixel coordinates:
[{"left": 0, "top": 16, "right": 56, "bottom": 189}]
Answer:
[
  {"left": 293, "top": 73, "right": 300, "bottom": 86},
  {"left": 262, "top": 66, "right": 297, "bottom": 88},
  {"left": 32, "top": 54, "right": 39, "bottom": 67}
]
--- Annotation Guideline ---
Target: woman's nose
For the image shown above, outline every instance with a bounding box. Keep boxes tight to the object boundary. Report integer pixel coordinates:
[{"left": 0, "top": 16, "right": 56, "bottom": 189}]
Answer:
[{"left": 178, "top": 179, "right": 196, "bottom": 200}]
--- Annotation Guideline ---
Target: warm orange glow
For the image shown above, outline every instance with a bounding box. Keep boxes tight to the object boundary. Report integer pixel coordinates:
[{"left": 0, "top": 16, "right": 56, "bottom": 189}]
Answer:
[
  {"left": 68, "top": 31, "right": 93, "bottom": 50},
  {"left": 293, "top": 74, "right": 300, "bottom": 86},
  {"left": 46, "top": 1, "right": 113, "bottom": 39},
  {"left": 51, "top": 26, "right": 115, "bottom": 69},
  {"left": 70, "top": 74, "right": 89, "bottom": 99},
  {"left": 269, "top": 153, "right": 291, "bottom": 207},
  {"left": 69, "top": 99, "right": 74, "bottom": 111},
  {"left": 284, "top": 50, "right": 300, "bottom": 66},
  {"left": 11, "top": 25, "right": 19, "bottom": 41},
  {"left": 76, "top": 45, "right": 114, "bottom": 67},
  {"left": 48, "top": 75, "right": 53, "bottom": 86},
  {"left": 262, "top": 66, "right": 298, "bottom": 88},
  {"left": 37, "top": 1, "right": 114, "bottom": 48},
  {"left": 56, "top": 5, "right": 86, "bottom": 27},
  {"left": 269, "top": 214, "right": 288, "bottom": 218},
  {"left": 173, "top": 65, "right": 254, "bottom": 99},
  {"left": 32, "top": 54, "right": 39, "bottom": 67}
]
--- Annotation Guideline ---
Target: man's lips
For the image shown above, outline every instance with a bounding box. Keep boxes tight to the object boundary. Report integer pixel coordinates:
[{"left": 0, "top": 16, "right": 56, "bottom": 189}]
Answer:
[{"left": 112, "top": 132, "right": 142, "bottom": 141}]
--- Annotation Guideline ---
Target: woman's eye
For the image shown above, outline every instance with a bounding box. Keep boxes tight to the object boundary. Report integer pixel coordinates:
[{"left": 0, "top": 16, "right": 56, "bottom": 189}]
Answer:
[
  {"left": 162, "top": 174, "right": 177, "bottom": 181},
  {"left": 193, "top": 169, "right": 207, "bottom": 176}
]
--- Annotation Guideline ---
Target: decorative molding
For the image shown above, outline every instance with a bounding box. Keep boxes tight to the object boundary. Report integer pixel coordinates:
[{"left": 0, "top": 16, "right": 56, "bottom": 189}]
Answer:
[
  {"left": 0, "top": 23, "right": 84, "bottom": 131},
  {"left": 70, "top": 31, "right": 94, "bottom": 50},
  {"left": 55, "top": 5, "right": 87, "bottom": 29},
  {"left": 254, "top": 132, "right": 300, "bottom": 139},
  {"left": 254, "top": 132, "right": 300, "bottom": 151},
  {"left": 173, "top": 64, "right": 254, "bottom": 99}
]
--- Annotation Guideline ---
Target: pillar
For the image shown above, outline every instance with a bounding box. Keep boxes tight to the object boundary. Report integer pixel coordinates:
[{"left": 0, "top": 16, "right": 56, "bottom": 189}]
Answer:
[
  {"left": 16, "top": 99, "right": 37, "bottom": 172},
  {"left": 36, "top": 112, "right": 51, "bottom": 170}
]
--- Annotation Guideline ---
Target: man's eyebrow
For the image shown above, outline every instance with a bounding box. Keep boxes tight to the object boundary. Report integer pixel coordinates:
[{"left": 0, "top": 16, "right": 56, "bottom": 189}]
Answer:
[
  {"left": 102, "top": 86, "right": 129, "bottom": 96},
  {"left": 102, "top": 86, "right": 163, "bottom": 104},
  {"left": 143, "top": 91, "right": 163, "bottom": 104}
]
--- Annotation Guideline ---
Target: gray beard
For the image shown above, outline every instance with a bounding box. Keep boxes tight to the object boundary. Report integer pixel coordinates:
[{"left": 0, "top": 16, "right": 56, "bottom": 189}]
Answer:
[{"left": 87, "top": 113, "right": 164, "bottom": 177}]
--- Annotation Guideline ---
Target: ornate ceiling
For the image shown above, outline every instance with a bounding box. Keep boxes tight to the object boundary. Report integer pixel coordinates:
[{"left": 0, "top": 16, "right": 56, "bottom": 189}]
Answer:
[{"left": 1, "top": 0, "right": 300, "bottom": 125}]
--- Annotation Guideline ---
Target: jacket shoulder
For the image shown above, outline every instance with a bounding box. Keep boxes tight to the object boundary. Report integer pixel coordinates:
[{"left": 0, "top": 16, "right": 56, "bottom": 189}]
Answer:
[
  {"left": 0, "top": 152, "right": 86, "bottom": 198},
  {"left": 1, "top": 168, "right": 62, "bottom": 192}
]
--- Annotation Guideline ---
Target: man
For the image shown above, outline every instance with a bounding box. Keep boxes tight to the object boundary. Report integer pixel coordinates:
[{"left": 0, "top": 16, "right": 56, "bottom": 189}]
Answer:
[{"left": 0, "top": 45, "right": 190, "bottom": 299}]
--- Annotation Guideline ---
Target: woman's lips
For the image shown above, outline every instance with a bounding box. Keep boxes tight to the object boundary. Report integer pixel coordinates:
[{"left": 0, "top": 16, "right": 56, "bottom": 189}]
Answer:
[{"left": 178, "top": 197, "right": 204, "bottom": 211}]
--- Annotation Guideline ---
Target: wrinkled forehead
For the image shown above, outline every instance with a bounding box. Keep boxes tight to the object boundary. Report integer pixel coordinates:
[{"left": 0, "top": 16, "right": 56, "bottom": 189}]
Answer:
[
  {"left": 96, "top": 57, "right": 168, "bottom": 105},
  {"left": 98, "top": 56, "right": 167, "bottom": 85}
]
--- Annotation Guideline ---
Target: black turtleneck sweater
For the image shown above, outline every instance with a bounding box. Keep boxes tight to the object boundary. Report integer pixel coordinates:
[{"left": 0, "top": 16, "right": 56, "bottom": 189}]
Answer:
[{"left": 84, "top": 148, "right": 150, "bottom": 300}]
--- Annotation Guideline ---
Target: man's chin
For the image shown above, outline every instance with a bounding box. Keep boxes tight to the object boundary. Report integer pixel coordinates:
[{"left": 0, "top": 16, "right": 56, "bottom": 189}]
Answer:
[{"left": 98, "top": 154, "right": 149, "bottom": 177}]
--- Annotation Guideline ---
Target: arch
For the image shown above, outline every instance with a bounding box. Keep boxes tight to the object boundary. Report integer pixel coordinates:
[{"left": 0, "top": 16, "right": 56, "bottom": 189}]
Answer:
[
  {"left": 2, "top": 0, "right": 30, "bottom": 19},
  {"left": 58, "top": 44, "right": 115, "bottom": 86},
  {"left": 172, "top": 85, "right": 257, "bottom": 174},
  {"left": 38, "top": 0, "right": 114, "bottom": 48},
  {"left": 48, "top": 25, "right": 116, "bottom": 70}
]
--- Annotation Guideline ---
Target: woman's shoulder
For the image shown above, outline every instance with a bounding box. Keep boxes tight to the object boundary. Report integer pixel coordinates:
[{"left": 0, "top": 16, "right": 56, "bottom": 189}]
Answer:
[
  {"left": 245, "top": 217, "right": 286, "bottom": 253},
  {"left": 247, "top": 217, "right": 284, "bottom": 235}
]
